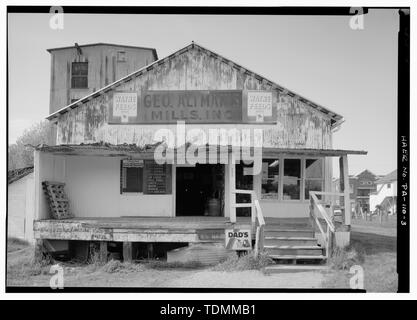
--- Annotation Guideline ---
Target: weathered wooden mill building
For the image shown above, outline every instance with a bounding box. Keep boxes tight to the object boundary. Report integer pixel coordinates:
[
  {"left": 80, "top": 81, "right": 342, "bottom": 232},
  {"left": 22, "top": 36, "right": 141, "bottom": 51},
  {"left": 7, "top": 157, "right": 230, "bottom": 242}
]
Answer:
[{"left": 33, "top": 42, "right": 366, "bottom": 268}]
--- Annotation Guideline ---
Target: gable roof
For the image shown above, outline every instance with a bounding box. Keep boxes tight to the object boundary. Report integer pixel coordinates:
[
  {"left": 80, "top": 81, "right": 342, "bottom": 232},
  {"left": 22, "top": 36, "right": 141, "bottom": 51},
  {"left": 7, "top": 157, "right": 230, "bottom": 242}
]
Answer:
[
  {"left": 8, "top": 166, "right": 34, "bottom": 184},
  {"left": 376, "top": 170, "right": 397, "bottom": 184},
  {"left": 47, "top": 42, "right": 158, "bottom": 60},
  {"left": 46, "top": 42, "right": 344, "bottom": 126},
  {"left": 355, "top": 169, "right": 377, "bottom": 178}
]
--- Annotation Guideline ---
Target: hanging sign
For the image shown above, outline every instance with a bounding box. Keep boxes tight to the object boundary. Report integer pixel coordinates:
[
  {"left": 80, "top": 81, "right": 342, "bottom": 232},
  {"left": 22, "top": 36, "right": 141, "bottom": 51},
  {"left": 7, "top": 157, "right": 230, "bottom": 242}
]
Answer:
[
  {"left": 112, "top": 92, "right": 138, "bottom": 123},
  {"left": 246, "top": 91, "right": 273, "bottom": 122}
]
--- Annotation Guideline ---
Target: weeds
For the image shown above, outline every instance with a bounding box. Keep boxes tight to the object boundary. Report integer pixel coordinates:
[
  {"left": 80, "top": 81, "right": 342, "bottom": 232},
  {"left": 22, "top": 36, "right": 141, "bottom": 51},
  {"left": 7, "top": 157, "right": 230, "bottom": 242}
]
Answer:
[
  {"left": 144, "top": 260, "right": 205, "bottom": 270},
  {"left": 212, "top": 251, "right": 273, "bottom": 272},
  {"left": 328, "top": 244, "right": 365, "bottom": 270},
  {"left": 7, "top": 237, "right": 29, "bottom": 253}
]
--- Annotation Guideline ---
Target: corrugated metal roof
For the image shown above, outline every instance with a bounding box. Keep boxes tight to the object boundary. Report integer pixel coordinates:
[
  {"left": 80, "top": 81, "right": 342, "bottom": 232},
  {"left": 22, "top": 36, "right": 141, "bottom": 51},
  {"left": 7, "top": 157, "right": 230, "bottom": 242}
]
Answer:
[{"left": 46, "top": 42, "right": 344, "bottom": 125}]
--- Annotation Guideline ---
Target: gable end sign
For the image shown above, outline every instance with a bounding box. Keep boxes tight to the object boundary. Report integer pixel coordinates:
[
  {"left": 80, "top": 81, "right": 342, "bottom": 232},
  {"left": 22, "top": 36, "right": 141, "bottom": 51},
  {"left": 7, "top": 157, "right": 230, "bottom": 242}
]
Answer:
[{"left": 108, "top": 90, "right": 276, "bottom": 124}]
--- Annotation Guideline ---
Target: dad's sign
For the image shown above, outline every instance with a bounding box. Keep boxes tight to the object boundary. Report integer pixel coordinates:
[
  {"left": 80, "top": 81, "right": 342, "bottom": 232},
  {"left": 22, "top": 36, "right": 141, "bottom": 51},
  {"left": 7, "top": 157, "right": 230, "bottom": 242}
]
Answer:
[
  {"left": 225, "top": 229, "right": 252, "bottom": 251},
  {"left": 109, "top": 90, "right": 276, "bottom": 124}
]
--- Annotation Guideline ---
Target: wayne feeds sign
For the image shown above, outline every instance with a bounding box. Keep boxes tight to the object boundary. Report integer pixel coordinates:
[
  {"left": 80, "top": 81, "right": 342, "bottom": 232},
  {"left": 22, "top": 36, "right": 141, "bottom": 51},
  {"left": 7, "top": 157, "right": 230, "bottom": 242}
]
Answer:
[
  {"left": 109, "top": 90, "right": 276, "bottom": 124},
  {"left": 225, "top": 229, "right": 252, "bottom": 251}
]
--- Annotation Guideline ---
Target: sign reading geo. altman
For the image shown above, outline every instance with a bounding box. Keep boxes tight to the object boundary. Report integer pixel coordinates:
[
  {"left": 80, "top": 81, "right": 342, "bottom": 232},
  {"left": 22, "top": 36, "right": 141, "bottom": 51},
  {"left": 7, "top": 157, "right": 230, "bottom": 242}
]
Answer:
[
  {"left": 108, "top": 90, "right": 276, "bottom": 124},
  {"left": 225, "top": 229, "right": 252, "bottom": 250}
]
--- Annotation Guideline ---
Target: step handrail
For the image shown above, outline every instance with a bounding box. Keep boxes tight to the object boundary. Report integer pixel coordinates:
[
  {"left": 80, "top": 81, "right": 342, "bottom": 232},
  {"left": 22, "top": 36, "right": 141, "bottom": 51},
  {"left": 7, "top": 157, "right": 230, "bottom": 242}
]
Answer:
[
  {"left": 232, "top": 189, "right": 265, "bottom": 258},
  {"left": 309, "top": 191, "right": 336, "bottom": 258}
]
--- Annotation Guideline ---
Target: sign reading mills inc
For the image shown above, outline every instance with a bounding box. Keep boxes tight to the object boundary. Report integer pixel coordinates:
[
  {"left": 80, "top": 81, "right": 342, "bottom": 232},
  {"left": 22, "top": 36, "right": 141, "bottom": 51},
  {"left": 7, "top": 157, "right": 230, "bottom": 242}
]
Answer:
[{"left": 109, "top": 90, "right": 276, "bottom": 124}]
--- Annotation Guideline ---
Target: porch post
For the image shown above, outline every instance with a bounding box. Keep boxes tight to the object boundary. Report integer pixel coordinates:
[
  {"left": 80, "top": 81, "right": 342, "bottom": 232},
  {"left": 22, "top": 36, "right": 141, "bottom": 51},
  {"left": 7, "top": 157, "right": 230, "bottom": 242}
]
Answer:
[
  {"left": 340, "top": 155, "right": 351, "bottom": 226},
  {"left": 228, "top": 152, "right": 236, "bottom": 223}
]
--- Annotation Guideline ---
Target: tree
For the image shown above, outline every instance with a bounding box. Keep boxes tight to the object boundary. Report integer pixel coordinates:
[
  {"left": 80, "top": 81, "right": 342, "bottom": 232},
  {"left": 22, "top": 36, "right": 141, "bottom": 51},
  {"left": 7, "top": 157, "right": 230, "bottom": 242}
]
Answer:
[{"left": 8, "top": 120, "right": 53, "bottom": 170}]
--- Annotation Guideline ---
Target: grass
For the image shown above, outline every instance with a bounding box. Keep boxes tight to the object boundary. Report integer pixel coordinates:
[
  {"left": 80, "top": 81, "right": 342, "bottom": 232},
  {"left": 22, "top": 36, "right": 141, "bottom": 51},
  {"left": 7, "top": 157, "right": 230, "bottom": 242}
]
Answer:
[
  {"left": 143, "top": 259, "right": 205, "bottom": 270},
  {"left": 7, "top": 237, "right": 30, "bottom": 253},
  {"left": 351, "top": 215, "right": 396, "bottom": 229},
  {"left": 7, "top": 246, "right": 52, "bottom": 283},
  {"left": 323, "top": 231, "right": 397, "bottom": 292},
  {"left": 212, "top": 251, "right": 273, "bottom": 272}
]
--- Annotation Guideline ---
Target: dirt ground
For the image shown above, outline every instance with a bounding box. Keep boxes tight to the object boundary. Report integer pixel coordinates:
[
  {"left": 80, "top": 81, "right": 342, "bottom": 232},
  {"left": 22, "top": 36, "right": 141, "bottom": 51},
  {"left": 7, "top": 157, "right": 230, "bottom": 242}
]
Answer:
[
  {"left": 7, "top": 247, "right": 327, "bottom": 288},
  {"left": 7, "top": 219, "right": 397, "bottom": 290},
  {"left": 323, "top": 218, "right": 397, "bottom": 292}
]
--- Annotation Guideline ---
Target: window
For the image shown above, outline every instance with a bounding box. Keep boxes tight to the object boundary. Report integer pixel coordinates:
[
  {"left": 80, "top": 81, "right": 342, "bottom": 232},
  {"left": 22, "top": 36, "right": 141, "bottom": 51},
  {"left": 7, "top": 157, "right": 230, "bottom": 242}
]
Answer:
[
  {"left": 121, "top": 160, "right": 143, "bottom": 193},
  {"left": 357, "top": 189, "right": 370, "bottom": 197},
  {"left": 304, "top": 159, "right": 324, "bottom": 200},
  {"left": 261, "top": 159, "right": 279, "bottom": 199},
  {"left": 387, "top": 183, "right": 391, "bottom": 189},
  {"left": 71, "top": 62, "right": 88, "bottom": 88},
  {"left": 283, "top": 159, "right": 301, "bottom": 200},
  {"left": 117, "top": 51, "right": 126, "bottom": 62}
]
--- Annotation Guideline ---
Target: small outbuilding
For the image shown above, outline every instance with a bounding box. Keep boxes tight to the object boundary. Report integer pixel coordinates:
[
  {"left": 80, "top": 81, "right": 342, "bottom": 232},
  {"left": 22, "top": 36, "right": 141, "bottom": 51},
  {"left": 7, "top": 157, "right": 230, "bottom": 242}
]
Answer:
[{"left": 7, "top": 166, "right": 35, "bottom": 243}]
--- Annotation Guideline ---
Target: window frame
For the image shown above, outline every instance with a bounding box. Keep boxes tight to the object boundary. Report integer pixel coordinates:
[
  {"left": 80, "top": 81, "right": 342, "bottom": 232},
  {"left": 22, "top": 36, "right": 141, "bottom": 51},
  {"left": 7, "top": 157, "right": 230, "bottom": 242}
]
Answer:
[
  {"left": 260, "top": 155, "right": 325, "bottom": 203},
  {"left": 303, "top": 158, "right": 325, "bottom": 200},
  {"left": 120, "top": 159, "right": 144, "bottom": 194},
  {"left": 71, "top": 61, "right": 89, "bottom": 89}
]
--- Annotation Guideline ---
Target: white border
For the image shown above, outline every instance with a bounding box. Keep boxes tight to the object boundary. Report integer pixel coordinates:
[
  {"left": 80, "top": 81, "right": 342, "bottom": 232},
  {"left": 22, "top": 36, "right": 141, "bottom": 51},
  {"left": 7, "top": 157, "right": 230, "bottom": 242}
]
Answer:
[{"left": 1, "top": 0, "right": 415, "bottom": 300}]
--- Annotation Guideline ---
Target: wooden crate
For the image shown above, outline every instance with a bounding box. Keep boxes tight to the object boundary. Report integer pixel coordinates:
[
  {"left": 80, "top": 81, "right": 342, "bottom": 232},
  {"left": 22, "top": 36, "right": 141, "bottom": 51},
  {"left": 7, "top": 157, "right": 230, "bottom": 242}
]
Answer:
[{"left": 42, "top": 181, "right": 73, "bottom": 219}]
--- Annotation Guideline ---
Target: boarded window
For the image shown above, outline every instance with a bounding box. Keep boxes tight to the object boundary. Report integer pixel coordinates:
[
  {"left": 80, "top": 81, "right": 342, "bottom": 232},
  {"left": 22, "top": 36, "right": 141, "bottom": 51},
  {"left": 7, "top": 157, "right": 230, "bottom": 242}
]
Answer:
[
  {"left": 117, "top": 51, "right": 126, "bottom": 62},
  {"left": 304, "top": 158, "right": 324, "bottom": 200},
  {"left": 120, "top": 160, "right": 143, "bottom": 193},
  {"left": 71, "top": 62, "right": 88, "bottom": 88},
  {"left": 261, "top": 159, "right": 279, "bottom": 199}
]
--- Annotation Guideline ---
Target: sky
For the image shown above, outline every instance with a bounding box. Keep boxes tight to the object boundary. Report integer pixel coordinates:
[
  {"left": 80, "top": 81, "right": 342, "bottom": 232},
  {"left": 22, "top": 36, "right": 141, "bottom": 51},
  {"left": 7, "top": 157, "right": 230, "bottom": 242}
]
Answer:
[{"left": 7, "top": 10, "right": 399, "bottom": 176}]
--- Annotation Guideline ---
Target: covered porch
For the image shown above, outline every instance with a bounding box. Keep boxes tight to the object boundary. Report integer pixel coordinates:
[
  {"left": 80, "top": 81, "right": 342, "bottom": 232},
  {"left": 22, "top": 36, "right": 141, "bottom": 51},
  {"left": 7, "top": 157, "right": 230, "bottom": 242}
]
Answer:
[{"left": 32, "top": 143, "right": 366, "bottom": 260}]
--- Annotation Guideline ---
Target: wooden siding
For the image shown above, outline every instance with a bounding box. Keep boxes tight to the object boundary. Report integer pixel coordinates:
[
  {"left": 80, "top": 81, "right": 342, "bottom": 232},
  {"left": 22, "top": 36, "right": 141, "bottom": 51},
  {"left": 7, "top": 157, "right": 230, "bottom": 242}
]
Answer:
[
  {"left": 56, "top": 47, "right": 333, "bottom": 149},
  {"left": 49, "top": 45, "right": 156, "bottom": 114}
]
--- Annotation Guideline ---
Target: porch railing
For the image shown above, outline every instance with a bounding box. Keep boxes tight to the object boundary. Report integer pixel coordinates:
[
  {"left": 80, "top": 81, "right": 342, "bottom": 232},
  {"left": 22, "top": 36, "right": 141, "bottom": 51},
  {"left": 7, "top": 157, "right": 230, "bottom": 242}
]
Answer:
[
  {"left": 231, "top": 189, "right": 265, "bottom": 258},
  {"left": 309, "top": 191, "right": 341, "bottom": 258}
]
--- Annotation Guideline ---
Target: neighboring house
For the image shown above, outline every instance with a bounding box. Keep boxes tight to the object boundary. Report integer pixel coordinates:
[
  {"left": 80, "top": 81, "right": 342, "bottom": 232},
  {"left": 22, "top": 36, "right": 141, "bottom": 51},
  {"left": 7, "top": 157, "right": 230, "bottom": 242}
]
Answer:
[
  {"left": 7, "top": 167, "right": 35, "bottom": 243},
  {"left": 32, "top": 42, "right": 366, "bottom": 263},
  {"left": 370, "top": 170, "right": 397, "bottom": 214},
  {"left": 333, "top": 169, "right": 380, "bottom": 213}
]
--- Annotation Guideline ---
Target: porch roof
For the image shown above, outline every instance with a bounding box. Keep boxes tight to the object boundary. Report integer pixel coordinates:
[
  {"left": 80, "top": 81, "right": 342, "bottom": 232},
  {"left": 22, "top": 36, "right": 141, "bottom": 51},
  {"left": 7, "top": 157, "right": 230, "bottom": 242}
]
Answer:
[{"left": 32, "top": 143, "right": 367, "bottom": 157}]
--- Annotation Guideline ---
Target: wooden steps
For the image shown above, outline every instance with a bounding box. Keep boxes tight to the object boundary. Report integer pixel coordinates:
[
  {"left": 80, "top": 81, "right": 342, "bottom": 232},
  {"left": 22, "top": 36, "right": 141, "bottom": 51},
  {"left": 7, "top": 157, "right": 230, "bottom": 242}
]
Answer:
[
  {"left": 264, "top": 264, "right": 328, "bottom": 274},
  {"left": 264, "top": 237, "right": 318, "bottom": 246},
  {"left": 263, "top": 221, "right": 326, "bottom": 267},
  {"left": 264, "top": 229, "right": 315, "bottom": 238},
  {"left": 264, "top": 245, "right": 324, "bottom": 256}
]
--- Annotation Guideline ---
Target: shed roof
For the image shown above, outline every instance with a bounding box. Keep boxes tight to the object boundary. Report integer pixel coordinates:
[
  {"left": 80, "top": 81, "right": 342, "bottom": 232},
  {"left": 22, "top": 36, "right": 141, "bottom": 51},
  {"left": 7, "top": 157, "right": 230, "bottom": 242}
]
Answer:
[
  {"left": 33, "top": 143, "right": 366, "bottom": 158},
  {"left": 8, "top": 166, "right": 34, "bottom": 184},
  {"left": 46, "top": 42, "right": 344, "bottom": 126}
]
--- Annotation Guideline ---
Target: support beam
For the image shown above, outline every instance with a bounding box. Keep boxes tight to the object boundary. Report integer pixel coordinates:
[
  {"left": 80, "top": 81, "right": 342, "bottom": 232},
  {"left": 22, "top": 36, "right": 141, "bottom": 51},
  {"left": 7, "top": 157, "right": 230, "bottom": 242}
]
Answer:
[
  {"left": 123, "top": 242, "right": 133, "bottom": 263},
  {"left": 339, "top": 155, "right": 351, "bottom": 226},
  {"left": 99, "top": 241, "right": 108, "bottom": 263},
  {"left": 228, "top": 153, "right": 237, "bottom": 223},
  {"left": 34, "top": 239, "right": 47, "bottom": 264}
]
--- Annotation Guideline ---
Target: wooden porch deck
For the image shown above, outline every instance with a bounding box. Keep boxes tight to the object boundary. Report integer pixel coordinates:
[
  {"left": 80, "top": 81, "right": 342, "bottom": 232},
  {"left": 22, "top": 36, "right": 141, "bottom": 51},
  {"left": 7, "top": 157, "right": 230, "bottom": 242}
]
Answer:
[{"left": 33, "top": 216, "right": 311, "bottom": 243}]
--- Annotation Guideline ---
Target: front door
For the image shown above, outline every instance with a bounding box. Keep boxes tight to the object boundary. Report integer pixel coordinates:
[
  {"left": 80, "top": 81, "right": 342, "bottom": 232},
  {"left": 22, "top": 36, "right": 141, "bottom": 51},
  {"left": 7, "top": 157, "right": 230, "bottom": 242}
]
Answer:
[{"left": 176, "top": 164, "right": 224, "bottom": 216}]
